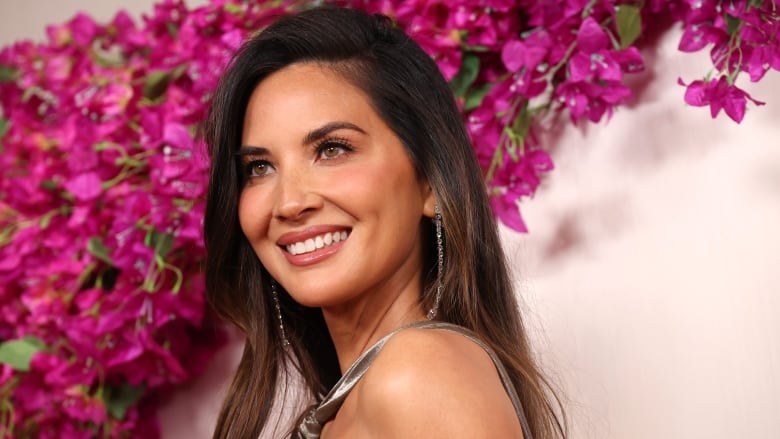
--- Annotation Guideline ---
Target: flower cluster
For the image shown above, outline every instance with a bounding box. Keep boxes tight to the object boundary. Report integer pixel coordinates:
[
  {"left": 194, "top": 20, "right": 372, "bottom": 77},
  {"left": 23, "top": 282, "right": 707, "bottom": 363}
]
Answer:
[
  {"left": 675, "top": 0, "right": 777, "bottom": 122},
  {"left": 348, "top": 0, "right": 777, "bottom": 229},
  {"left": 0, "top": 0, "right": 776, "bottom": 437},
  {"left": 0, "top": 1, "right": 297, "bottom": 436}
]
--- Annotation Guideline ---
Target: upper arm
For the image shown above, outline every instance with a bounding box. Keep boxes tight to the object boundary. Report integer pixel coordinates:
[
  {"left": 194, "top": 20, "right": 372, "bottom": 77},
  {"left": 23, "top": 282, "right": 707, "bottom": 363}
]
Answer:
[{"left": 354, "top": 329, "right": 524, "bottom": 439}]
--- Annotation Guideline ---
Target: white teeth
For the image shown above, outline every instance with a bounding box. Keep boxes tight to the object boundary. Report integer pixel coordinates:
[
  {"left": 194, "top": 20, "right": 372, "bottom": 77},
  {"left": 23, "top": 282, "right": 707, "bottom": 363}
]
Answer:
[{"left": 285, "top": 230, "right": 349, "bottom": 256}]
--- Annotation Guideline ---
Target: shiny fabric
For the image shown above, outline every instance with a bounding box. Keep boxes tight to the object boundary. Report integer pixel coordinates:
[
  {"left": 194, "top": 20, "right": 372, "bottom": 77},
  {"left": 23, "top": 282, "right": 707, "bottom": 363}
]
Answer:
[{"left": 296, "top": 321, "right": 533, "bottom": 439}]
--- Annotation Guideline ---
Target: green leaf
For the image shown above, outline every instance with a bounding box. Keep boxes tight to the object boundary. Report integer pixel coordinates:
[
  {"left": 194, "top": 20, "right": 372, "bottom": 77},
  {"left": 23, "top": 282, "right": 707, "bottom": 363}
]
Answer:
[
  {"left": 104, "top": 383, "right": 145, "bottom": 420},
  {"left": 464, "top": 82, "right": 494, "bottom": 111},
  {"left": 0, "top": 116, "right": 8, "bottom": 140},
  {"left": 40, "top": 179, "right": 58, "bottom": 190},
  {"left": 144, "top": 229, "right": 174, "bottom": 258},
  {"left": 94, "top": 141, "right": 113, "bottom": 152},
  {"left": 142, "top": 65, "right": 188, "bottom": 100},
  {"left": 0, "top": 337, "right": 45, "bottom": 372},
  {"left": 461, "top": 44, "right": 489, "bottom": 53},
  {"left": 615, "top": 4, "right": 642, "bottom": 49},
  {"left": 40, "top": 211, "right": 55, "bottom": 229},
  {"left": 87, "top": 237, "right": 114, "bottom": 265},
  {"left": 166, "top": 22, "right": 179, "bottom": 38},
  {"left": 172, "top": 198, "right": 195, "bottom": 212},
  {"left": 143, "top": 70, "right": 173, "bottom": 100},
  {"left": 0, "top": 225, "right": 16, "bottom": 246},
  {"left": 449, "top": 54, "right": 480, "bottom": 98},
  {"left": 0, "top": 64, "right": 18, "bottom": 82},
  {"left": 92, "top": 43, "right": 125, "bottom": 67},
  {"left": 511, "top": 105, "right": 531, "bottom": 141},
  {"left": 224, "top": 3, "right": 243, "bottom": 14},
  {"left": 725, "top": 14, "right": 741, "bottom": 35}
]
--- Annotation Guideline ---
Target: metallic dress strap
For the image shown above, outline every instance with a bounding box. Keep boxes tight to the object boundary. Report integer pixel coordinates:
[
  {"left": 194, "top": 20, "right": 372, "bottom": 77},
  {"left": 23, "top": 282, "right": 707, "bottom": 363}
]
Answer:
[{"left": 296, "top": 321, "right": 533, "bottom": 439}]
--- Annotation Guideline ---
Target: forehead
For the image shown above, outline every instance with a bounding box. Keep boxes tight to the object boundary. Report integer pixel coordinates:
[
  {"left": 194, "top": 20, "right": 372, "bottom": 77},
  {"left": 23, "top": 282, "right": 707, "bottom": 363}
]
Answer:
[{"left": 242, "top": 63, "right": 381, "bottom": 140}]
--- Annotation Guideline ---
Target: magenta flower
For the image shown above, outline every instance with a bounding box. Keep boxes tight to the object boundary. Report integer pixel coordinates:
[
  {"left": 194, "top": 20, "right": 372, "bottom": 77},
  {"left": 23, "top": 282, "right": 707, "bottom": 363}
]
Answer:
[
  {"left": 550, "top": 15, "right": 644, "bottom": 124},
  {"left": 63, "top": 172, "right": 103, "bottom": 201},
  {"left": 62, "top": 386, "right": 108, "bottom": 423},
  {"left": 680, "top": 76, "right": 765, "bottom": 123},
  {"left": 678, "top": 14, "right": 727, "bottom": 51},
  {"left": 501, "top": 36, "right": 549, "bottom": 73},
  {"left": 489, "top": 149, "right": 554, "bottom": 232}
]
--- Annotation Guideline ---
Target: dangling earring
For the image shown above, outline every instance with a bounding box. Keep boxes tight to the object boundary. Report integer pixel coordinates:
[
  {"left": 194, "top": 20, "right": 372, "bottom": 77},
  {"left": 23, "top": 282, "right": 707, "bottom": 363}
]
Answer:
[
  {"left": 427, "top": 204, "right": 444, "bottom": 320},
  {"left": 270, "top": 280, "right": 290, "bottom": 347}
]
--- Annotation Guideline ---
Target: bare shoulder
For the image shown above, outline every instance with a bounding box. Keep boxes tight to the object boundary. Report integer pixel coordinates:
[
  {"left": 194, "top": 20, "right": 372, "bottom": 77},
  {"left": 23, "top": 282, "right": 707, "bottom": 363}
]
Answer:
[{"left": 353, "top": 327, "right": 524, "bottom": 438}]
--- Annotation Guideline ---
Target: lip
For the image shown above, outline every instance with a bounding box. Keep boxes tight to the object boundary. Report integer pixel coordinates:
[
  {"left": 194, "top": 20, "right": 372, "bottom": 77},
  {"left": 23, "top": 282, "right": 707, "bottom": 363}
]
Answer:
[
  {"left": 276, "top": 225, "right": 351, "bottom": 267},
  {"left": 276, "top": 225, "right": 351, "bottom": 246}
]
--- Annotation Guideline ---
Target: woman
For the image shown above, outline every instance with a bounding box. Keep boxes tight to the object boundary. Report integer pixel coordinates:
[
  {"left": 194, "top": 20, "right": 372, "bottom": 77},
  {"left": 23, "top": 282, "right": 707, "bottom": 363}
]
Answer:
[{"left": 204, "top": 6, "right": 565, "bottom": 439}]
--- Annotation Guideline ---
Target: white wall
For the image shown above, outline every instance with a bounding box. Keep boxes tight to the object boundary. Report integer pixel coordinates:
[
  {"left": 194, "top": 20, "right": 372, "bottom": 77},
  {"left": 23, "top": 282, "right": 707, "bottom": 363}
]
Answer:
[
  {"left": 2, "top": 2, "right": 778, "bottom": 438},
  {"left": 508, "top": 29, "right": 780, "bottom": 438}
]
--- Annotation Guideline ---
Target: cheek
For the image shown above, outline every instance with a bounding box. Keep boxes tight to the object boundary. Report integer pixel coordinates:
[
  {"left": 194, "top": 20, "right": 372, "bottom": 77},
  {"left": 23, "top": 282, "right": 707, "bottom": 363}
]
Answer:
[
  {"left": 334, "top": 168, "right": 424, "bottom": 237},
  {"left": 237, "top": 188, "right": 270, "bottom": 241},
  {"left": 321, "top": 166, "right": 375, "bottom": 206}
]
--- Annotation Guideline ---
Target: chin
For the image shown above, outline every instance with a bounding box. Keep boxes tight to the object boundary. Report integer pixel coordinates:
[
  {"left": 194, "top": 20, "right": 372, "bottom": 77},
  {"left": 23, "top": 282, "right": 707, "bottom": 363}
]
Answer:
[{"left": 283, "top": 284, "right": 350, "bottom": 309}]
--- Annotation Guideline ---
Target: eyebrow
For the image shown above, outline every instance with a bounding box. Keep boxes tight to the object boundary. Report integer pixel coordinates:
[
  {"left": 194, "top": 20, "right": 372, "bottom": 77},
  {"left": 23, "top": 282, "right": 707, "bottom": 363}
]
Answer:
[
  {"left": 235, "top": 145, "right": 269, "bottom": 157},
  {"left": 237, "top": 121, "right": 367, "bottom": 156},
  {"left": 302, "top": 121, "right": 366, "bottom": 144}
]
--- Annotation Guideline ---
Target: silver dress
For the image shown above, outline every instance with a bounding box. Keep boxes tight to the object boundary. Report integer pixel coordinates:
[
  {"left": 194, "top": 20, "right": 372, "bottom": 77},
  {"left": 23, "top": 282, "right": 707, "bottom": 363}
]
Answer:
[{"left": 296, "top": 321, "right": 533, "bottom": 438}]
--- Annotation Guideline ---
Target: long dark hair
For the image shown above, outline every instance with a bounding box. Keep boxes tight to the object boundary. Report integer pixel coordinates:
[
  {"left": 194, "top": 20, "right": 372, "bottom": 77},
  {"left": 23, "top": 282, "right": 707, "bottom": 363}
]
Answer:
[{"left": 204, "top": 6, "right": 565, "bottom": 439}]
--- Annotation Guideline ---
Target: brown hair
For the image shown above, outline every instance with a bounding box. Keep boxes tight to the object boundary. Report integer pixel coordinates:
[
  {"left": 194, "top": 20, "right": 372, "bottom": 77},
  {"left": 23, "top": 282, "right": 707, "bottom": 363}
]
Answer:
[{"left": 203, "top": 6, "right": 566, "bottom": 438}]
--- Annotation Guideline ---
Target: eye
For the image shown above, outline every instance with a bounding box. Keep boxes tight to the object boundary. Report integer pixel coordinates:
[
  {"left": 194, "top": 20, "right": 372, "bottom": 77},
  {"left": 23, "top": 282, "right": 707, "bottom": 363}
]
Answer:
[
  {"left": 316, "top": 140, "right": 352, "bottom": 160},
  {"left": 244, "top": 160, "right": 274, "bottom": 178}
]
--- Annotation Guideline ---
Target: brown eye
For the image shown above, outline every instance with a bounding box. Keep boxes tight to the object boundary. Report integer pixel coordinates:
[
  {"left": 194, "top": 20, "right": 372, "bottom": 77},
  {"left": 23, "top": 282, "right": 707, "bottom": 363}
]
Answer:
[
  {"left": 322, "top": 145, "right": 341, "bottom": 158},
  {"left": 316, "top": 140, "right": 352, "bottom": 160},
  {"left": 252, "top": 163, "right": 268, "bottom": 176},
  {"left": 245, "top": 160, "right": 273, "bottom": 177}
]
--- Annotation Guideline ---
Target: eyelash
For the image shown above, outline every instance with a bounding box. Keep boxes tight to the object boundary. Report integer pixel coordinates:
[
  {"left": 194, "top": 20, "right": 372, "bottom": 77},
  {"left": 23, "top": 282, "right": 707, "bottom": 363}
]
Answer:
[
  {"left": 315, "top": 137, "right": 353, "bottom": 160},
  {"left": 243, "top": 159, "right": 272, "bottom": 179},
  {"left": 241, "top": 138, "right": 354, "bottom": 179}
]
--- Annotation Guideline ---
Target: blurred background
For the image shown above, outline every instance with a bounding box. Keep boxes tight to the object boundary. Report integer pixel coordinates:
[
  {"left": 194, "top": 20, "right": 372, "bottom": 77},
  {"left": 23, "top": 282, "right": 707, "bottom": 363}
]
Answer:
[{"left": 2, "top": 1, "right": 778, "bottom": 438}]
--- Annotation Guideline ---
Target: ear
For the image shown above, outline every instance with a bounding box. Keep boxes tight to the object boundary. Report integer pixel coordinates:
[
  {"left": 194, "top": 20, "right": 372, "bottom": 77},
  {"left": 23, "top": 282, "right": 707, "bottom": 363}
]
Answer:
[{"left": 422, "top": 182, "right": 436, "bottom": 218}]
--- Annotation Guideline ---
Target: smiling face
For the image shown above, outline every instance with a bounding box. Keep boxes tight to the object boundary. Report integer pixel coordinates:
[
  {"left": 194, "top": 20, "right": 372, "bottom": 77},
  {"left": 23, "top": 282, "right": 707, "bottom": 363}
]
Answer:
[{"left": 237, "top": 63, "right": 435, "bottom": 311}]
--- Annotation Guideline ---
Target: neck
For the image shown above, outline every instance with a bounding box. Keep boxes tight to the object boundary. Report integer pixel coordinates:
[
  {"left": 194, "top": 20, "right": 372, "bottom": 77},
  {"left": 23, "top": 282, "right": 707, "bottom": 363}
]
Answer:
[{"left": 322, "top": 277, "right": 426, "bottom": 373}]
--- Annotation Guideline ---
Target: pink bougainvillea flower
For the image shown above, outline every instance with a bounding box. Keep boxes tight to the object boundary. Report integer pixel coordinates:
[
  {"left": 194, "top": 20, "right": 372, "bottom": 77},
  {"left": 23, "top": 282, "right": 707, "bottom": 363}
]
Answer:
[
  {"left": 63, "top": 172, "right": 103, "bottom": 201},
  {"left": 556, "top": 79, "right": 633, "bottom": 122},
  {"left": 612, "top": 47, "right": 644, "bottom": 74},
  {"left": 501, "top": 38, "right": 549, "bottom": 73},
  {"left": 555, "top": 14, "right": 645, "bottom": 123},
  {"left": 95, "top": 83, "right": 134, "bottom": 117},
  {"left": 490, "top": 193, "right": 528, "bottom": 232},
  {"left": 577, "top": 16, "right": 609, "bottom": 53},
  {"left": 697, "top": 20, "right": 728, "bottom": 42},
  {"left": 747, "top": 45, "right": 780, "bottom": 82},
  {"left": 66, "top": 13, "right": 102, "bottom": 46},
  {"left": 679, "top": 76, "right": 766, "bottom": 123},
  {"left": 569, "top": 50, "right": 623, "bottom": 82},
  {"left": 62, "top": 385, "right": 108, "bottom": 423},
  {"left": 678, "top": 20, "right": 727, "bottom": 52},
  {"left": 488, "top": 149, "right": 554, "bottom": 232}
]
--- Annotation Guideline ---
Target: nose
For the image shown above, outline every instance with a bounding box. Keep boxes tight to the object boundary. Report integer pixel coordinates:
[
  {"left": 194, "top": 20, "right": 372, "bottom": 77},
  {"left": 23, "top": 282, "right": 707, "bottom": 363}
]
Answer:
[{"left": 273, "top": 167, "right": 323, "bottom": 222}]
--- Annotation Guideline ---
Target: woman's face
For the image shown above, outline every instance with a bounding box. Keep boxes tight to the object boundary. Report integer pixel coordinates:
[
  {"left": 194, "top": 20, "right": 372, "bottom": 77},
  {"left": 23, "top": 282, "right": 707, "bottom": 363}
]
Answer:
[{"left": 238, "top": 63, "right": 435, "bottom": 309}]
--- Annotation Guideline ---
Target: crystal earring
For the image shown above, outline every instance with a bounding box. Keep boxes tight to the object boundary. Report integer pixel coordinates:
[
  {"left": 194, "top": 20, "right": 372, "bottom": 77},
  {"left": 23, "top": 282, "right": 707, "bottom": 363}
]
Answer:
[
  {"left": 427, "top": 204, "right": 444, "bottom": 320},
  {"left": 270, "top": 280, "right": 290, "bottom": 347}
]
